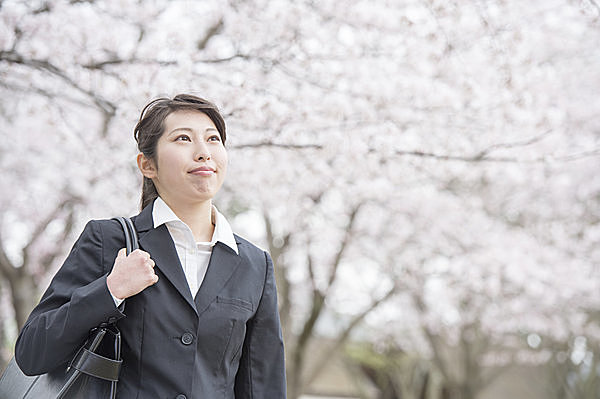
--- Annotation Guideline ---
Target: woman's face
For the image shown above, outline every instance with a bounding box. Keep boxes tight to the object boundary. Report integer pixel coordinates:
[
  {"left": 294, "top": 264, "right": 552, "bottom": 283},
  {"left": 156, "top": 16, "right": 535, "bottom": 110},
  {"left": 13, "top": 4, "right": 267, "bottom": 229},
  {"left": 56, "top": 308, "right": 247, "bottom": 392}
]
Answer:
[{"left": 138, "top": 110, "right": 228, "bottom": 207}]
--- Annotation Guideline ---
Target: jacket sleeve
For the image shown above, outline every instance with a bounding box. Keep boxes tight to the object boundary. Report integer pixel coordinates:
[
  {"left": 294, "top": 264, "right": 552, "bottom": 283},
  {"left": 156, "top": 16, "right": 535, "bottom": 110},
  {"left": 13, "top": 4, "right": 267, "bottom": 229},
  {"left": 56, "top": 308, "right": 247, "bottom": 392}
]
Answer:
[
  {"left": 235, "top": 251, "right": 287, "bottom": 398},
  {"left": 14, "top": 220, "right": 125, "bottom": 375}
]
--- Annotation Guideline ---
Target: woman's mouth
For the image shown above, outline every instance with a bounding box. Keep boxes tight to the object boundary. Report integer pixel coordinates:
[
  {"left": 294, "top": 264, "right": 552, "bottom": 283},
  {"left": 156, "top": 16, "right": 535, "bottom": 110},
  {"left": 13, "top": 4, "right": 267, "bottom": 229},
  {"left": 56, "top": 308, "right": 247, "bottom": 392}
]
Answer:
[{"left": 189, "top": 166, "right": 215, "bottom": 176}]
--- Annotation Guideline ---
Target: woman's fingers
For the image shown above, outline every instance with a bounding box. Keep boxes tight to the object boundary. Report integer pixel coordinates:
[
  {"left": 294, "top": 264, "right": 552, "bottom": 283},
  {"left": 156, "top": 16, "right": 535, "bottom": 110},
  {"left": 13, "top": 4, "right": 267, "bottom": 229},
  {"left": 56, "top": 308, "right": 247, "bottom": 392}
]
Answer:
[
  {"left": 107, "top": 249, "right": 158, "bottom": 299},
  {"left": 117, "top": 247, "right": 127, "bottom": 258}
]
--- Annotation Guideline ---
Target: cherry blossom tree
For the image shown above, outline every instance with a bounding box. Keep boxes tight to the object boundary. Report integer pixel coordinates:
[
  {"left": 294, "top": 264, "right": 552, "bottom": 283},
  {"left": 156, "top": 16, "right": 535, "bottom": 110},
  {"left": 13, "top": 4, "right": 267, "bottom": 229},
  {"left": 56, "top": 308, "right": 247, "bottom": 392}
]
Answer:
[{"left": 1, "top": 1, "right": 599, "bottom": 398}]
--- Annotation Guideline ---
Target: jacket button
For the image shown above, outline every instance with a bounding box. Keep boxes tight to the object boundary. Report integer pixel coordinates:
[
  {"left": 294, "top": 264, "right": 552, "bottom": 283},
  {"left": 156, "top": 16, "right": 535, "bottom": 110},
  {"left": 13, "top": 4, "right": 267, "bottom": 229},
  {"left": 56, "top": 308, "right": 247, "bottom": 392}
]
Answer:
[
  {"left": 176, "top": 395, "right": 187, "bottom": 399},
  {"left": 181, "top": 332, "right": 194, "bottom": 345}
]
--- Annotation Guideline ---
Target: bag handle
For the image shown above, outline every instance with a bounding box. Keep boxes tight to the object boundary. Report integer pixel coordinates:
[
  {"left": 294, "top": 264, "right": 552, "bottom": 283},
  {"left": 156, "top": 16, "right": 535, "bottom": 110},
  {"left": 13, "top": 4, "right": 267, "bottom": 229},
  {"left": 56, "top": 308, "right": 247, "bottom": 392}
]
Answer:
[
  {"left": 110, "top": 217, "right": 138, "bottom": 316},
  {"left": 113, "top": 217, "right": 139, "bottom": 255},
  {"left": 60, "top": 218, "right": 136, "bottom": 398}
]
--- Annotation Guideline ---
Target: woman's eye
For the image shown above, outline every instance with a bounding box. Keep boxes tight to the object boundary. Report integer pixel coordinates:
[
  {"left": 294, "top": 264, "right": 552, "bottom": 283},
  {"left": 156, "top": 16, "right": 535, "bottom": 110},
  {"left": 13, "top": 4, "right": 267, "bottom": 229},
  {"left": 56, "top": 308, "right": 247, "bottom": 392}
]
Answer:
[
  {"left": 208, "top": 135, "right": 221, "bottom": 142},
  {"left": 175, "top": 135, "right": 191, "bottom": 142}
]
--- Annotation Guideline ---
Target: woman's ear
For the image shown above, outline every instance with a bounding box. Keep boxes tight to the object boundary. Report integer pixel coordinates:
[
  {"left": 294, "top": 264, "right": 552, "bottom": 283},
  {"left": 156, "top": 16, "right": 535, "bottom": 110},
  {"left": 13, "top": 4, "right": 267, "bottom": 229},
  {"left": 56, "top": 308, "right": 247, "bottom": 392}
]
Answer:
[{"left": 137, "top": 153, "right": 157, "bottom": 179}]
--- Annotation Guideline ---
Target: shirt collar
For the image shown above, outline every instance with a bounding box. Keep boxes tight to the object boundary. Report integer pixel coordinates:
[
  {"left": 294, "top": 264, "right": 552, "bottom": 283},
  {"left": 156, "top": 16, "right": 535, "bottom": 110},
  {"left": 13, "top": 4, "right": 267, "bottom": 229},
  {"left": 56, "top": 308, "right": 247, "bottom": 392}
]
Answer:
[{"left": 152, "top": 197, "right": 238, "bottom": 254}]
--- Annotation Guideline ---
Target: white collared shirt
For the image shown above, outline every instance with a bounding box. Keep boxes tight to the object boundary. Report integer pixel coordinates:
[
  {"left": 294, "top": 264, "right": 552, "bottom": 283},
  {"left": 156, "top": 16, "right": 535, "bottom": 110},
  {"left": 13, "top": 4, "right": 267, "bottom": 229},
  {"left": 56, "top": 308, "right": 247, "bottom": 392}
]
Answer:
[{"left": 152, "top": 197, "right": 238, "bottom": 297}]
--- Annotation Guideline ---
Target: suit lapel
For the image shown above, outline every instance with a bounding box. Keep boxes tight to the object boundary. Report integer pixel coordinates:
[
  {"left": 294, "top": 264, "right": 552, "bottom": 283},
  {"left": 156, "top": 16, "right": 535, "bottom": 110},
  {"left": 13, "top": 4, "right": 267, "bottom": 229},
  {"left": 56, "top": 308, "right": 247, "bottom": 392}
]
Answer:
[
  {"left": 132, "top": 204, "right": 198, "bottom": 314},
  {"left": 194, "top": 241, "right": 242, "bottom": 316}
]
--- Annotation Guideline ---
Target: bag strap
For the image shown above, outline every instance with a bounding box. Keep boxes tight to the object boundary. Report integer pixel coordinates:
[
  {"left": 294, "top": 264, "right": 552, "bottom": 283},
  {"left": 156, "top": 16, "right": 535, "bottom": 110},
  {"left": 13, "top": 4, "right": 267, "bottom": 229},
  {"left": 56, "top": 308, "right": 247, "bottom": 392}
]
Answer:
[
  {"left": 69, "top": 348, "right": 122, "bottom": 381},
  {"left": 60, "top": 328, "right": 123, "bottom": 397},
  {"left": 58, "top": 218, "right": 136, "bottom": 398},
  {"left": 110, "top": 217, "right": 138, "bottom": 317},
  {"left": 113, "top": 217, "right": 139, "bottom": 255}
]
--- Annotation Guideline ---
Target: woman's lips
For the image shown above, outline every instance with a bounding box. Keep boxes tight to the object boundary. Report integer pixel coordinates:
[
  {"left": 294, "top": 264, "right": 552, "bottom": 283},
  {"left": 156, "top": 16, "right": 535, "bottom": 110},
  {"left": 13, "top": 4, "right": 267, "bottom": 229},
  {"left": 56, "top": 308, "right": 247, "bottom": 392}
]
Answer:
[{"left": 189, "top": 166, "right": 215, "bottom": 176}]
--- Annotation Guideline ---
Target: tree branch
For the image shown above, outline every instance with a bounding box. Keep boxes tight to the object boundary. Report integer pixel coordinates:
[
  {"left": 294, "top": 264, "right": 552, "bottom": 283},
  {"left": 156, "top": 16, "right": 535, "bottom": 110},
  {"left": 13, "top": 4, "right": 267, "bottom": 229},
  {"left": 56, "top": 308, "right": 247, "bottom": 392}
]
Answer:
[
  {"left": 306, "top": 283, "right": 398, "bottom": 385},
  {"left": 0, "top": 231, "right": 17, "bottom": 280},
  {"left": 38, "top": 203, "right": 77, "bottom": 274},
  {"left": 411, "top": 292, "right": 451, "bottom": 381},
  {"left": 306, "top": 246, "right": 318, "bottom": 293},
  {"left": 292, "top": 288, "right": 325, "bottom": 388},
  {"left": 294, "top": 235, "right": 327, "bottom": 349},
  {"left": 325, "top": 202, "right": 363, "bottom": 294},
  {"left": 230, "top": 141, "right": 322, "bottom": 150},
  {"left": 197, "top": 53, "right": 252, "bottom": 63},
  {"left": 22, "top": 195, "right": 81, "bottom": 269},
  {"left": 82, "top": 58, "right": 177, "bottom": 70},
  {"left": 197, "top": 18, "right": 224, "bottom": 50},
  {"left": 229, "top": 136, "right": 599, "bottom": 164},
  {"left": 81, "top": 53, "right": 251, "bottom": 70},
  {"left": 0, "top": 50, "right": 116, "bottom": 117},
  {"left": 474, "top": 130, "right": 551, "bottom": 157},
  {"left": 0, "top": 80, "right": 91, "bottom": 109},
  {"left": 264, "top": 213, "right": 292, "bottom": 336},
  {"left": 393, "top": 147, "right": 600, "bottom": 163}
]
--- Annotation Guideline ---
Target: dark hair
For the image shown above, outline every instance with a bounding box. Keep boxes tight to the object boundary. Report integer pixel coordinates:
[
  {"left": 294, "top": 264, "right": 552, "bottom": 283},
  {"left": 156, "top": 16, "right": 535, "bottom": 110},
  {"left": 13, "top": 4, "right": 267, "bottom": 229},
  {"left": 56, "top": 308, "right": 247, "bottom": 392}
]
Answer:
[{"left": 134, "top": 94, "right": 227, "bottom": 210}]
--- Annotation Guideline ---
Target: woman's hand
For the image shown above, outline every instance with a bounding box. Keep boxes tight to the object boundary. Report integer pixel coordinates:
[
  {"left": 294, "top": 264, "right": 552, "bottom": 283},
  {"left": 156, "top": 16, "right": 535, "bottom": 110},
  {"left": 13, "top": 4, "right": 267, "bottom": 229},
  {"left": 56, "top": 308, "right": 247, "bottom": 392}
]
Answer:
[{"left": 106, "top": 248, "right": 159, "bottom": 299}]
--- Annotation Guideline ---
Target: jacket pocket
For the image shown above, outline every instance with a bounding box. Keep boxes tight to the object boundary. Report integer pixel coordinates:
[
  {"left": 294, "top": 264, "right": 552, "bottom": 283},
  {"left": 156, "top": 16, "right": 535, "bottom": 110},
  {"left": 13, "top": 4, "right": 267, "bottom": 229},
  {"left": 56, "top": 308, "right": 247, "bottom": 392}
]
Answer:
[{"left": 216, "top": 296, "right": 253, "bottom": 312}]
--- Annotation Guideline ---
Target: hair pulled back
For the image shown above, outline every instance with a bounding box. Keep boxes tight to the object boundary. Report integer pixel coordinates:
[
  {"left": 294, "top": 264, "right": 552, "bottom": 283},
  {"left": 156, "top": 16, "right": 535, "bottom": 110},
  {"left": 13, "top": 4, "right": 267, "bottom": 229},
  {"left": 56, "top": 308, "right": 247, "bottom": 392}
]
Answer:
[{"left": 134, "top": 94, "right": 227, "bottom": 210}]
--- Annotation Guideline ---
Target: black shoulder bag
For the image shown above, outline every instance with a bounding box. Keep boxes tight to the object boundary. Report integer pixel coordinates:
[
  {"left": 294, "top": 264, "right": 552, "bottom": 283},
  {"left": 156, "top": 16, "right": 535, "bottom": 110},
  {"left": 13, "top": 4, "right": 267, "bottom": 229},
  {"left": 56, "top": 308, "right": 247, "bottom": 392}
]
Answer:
[{"left": 0, "top": 217, "right": 138, "bottom": 399}]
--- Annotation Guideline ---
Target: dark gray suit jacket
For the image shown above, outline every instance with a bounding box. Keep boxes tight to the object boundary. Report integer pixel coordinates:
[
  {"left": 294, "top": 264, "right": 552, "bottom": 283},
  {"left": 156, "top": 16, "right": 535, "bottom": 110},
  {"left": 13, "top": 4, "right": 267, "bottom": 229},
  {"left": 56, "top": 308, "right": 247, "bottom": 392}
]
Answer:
[{"left": 15, "top": 202, "right": 286, "bottom": 398}]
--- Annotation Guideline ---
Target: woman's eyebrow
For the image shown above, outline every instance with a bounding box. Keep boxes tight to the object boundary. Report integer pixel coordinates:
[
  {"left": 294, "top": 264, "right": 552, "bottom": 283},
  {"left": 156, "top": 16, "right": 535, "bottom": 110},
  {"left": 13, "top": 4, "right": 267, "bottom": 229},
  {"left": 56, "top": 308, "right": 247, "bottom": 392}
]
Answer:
[
  {"left": 168, "top": 127, "right": 193, "bottom": 136},
  {"left": 168, "top": 126, "right": 218, "bottom": 136}
]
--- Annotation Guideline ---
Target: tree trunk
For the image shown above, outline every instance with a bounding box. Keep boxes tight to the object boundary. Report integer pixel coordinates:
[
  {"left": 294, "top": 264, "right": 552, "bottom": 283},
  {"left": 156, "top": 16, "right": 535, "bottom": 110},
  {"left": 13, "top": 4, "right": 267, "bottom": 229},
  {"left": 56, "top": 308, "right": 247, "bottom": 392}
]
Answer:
[
  {"left": 441, "top": 383, "right": 474, "bottom": 399},
  {"left": 287, "top": 369, "right": 301, "bottom": 399},
  {"left": 8, "top": 272, "right": 39, "bottom": 331}
]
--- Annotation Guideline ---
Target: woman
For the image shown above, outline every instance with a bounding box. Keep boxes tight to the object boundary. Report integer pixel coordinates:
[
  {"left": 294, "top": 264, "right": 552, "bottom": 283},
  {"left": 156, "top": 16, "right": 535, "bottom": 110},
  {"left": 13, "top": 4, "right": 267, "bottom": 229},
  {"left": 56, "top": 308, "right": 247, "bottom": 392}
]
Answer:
[{"left": 15, "top": 94, "right": 287, "bottom": 398}]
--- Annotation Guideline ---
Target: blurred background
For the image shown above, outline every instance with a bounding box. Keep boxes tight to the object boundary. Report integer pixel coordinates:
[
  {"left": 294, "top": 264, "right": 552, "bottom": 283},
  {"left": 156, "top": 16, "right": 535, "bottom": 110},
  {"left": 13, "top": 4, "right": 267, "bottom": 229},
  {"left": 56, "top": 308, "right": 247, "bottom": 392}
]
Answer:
[{"left": 1, "top": 0, "right": 599, "bottom": 398}]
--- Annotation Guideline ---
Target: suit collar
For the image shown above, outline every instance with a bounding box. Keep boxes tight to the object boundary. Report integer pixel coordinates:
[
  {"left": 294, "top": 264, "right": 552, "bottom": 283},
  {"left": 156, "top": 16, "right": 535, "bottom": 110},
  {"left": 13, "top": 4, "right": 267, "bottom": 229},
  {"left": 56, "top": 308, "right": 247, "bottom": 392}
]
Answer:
[
  {"left": 138, "top": 223, "right": 197, "bottom": 313},
  {"left": 130, "top": 200, "right": 244, "bottom": 316},
  {"left": 194, "top": 242, "right": 243, "bottom": 316},
  {"left": 152, "top": 197, "right": 239, "bottom": 255},
  {"left": 132, "top": 200, "right": 243, "bottom": 245},
  {"left": 131, "top": 202, "right": 196, "bottom": 311},
  {"left": 132, "top": 201, "right": 154, "bottom": 233}
]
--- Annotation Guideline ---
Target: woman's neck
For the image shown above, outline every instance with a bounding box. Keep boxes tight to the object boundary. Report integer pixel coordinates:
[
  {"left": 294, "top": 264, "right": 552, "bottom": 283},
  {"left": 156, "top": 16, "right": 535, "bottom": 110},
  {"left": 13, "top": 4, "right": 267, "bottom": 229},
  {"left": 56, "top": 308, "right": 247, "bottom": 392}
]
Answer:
[{"left": 164, "top": 198, "right": 215, "bottom": 242}]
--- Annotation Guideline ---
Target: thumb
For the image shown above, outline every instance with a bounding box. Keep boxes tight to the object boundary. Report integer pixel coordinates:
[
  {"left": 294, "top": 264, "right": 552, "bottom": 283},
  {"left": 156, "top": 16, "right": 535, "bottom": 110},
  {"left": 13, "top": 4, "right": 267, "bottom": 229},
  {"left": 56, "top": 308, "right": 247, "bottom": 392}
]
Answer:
[{"left": 117, "top": 248, "right": 127, "bottom": 259}]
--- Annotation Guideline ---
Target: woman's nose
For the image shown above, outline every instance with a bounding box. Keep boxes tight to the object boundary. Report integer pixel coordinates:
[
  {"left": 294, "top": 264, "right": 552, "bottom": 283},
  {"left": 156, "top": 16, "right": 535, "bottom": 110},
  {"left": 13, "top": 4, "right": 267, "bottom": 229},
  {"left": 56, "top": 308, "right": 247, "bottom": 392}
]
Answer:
[{"left": 195, "top": 142, "right": 211, "bottom": 161}]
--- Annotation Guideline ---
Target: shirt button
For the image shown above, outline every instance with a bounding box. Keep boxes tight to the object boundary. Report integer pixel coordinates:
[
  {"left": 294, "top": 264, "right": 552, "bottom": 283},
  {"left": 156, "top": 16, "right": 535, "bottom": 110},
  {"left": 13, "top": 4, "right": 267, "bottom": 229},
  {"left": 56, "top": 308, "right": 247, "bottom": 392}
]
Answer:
[
  {"left": 176, "top": 395, "right": 187, "bottom": 399},
  {"left": 181, "top": 332, "right": 194, "bottom": 345}
]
